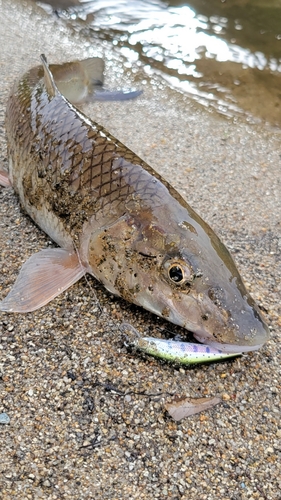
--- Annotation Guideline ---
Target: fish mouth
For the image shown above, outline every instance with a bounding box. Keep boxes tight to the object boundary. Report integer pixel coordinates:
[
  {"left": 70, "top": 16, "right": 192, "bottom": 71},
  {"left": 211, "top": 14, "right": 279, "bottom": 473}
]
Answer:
[
  {"left": 191, "top": 303, "right": 270, "bottom": 353},
  {"left": 193, "top": 325, "right": 269, "bottom": 354}
]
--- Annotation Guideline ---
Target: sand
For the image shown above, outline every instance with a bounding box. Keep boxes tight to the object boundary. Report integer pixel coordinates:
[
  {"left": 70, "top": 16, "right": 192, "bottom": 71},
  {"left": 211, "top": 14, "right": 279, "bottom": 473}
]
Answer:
[{"left": 0, "top": 0, "right": 280, "bottom": 498}]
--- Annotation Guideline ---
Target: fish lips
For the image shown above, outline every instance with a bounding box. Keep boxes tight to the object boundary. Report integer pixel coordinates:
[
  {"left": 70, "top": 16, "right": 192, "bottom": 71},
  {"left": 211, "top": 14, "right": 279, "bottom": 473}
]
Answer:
[
  {"left": 193, "top": 320, "right": 270, "bottom": 354},
  {"left": 168, "top": 293, "right": 269, "bottom": 354}
]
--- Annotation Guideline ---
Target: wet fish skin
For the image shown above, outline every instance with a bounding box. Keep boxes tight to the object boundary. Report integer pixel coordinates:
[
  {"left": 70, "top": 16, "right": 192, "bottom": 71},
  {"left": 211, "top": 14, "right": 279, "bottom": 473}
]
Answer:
[{"left": 0, "top": 55, "right": 269, "bottom": 354}]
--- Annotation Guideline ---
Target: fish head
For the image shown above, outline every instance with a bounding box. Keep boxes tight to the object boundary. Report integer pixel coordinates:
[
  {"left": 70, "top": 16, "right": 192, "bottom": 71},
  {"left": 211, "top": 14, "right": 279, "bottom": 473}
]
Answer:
[
  {"left": 154, "top": 251, "right": 269, "bottom": 354},
  {"left": 131, "top": 211, "right": 269, "bottom": 354},
  {"left": 87, "top": 207, "right": 269, "bottom": 354}
]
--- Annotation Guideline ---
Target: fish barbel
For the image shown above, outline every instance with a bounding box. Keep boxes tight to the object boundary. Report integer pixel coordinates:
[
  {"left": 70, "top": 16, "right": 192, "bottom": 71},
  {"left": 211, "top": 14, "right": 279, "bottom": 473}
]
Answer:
[{"left": 0, "top": 55, "right": 269, "bottom": 356}]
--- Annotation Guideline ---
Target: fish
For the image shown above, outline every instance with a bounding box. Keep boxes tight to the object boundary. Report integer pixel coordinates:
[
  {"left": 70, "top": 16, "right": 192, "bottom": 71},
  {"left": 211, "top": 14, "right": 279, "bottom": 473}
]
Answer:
[{"left": 0, "top": 54, "right": 269, "bottom": 356}]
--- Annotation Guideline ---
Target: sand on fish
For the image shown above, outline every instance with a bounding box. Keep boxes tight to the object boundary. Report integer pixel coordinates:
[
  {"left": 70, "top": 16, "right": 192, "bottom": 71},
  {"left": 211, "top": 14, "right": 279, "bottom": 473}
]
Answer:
[{"left": 0, "top": 0, "right": 280, "bottom": 498}]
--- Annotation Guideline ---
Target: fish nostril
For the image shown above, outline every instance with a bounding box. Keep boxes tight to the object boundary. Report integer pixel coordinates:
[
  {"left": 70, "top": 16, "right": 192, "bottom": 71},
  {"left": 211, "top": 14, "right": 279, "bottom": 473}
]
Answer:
[{"left": 202, "top": 314, "right": 209, "bottom": 321}]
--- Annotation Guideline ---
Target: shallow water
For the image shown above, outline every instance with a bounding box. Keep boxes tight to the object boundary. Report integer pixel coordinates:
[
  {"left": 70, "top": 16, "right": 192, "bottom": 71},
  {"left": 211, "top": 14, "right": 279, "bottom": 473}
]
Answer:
[{"left": 38, "top": 0, "right": 281, "bottom": 126}]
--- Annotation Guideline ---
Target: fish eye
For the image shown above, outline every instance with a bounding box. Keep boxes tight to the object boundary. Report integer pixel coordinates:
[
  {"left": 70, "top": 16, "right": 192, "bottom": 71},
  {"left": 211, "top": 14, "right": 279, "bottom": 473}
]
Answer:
[
  {"left": 163, "top": 258, "right": 196, "bottom": 291},
  {"left": 165, "top": 259, "right": 194, "bottom": 286},
  {"left": 168, "top": 265, "right": 184, "bottom": 283}
]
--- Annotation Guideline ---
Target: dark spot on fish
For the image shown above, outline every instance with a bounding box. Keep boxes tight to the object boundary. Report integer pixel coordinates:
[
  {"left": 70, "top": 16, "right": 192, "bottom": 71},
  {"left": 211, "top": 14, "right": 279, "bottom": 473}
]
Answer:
[
  {"left": 162, "top": 307, "right": 170, "bottom": 318},
  {"left": 179, "top": 220, "right": 198, "bottom": 235},
  {"left": 208, "top": 286, "right": 225, "bottom": 306}
]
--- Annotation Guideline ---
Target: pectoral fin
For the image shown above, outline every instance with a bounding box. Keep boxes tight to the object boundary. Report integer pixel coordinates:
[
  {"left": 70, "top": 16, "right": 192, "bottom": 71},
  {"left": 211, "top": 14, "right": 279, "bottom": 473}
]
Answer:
[
  {"left": 0, "top": 248, "right": 86, "bottom": 312},
  {"left": 0, "top": 170, "right": 12, "bottom": 187}
]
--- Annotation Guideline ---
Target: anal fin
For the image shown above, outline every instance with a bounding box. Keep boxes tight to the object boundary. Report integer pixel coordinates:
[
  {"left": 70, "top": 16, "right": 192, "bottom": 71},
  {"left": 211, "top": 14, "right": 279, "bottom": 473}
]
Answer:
[{"left": 0, "top": 248, "right": 86, "bottom": 313}]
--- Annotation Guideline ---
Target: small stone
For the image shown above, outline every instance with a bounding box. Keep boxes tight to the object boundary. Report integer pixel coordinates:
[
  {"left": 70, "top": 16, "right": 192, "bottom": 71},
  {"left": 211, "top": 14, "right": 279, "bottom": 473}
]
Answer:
[
  {"left": 0, "top": 413, "right": 10, "bottom": 424},
  {"left": 265, "top": 447, "right": 274, "bottom": 454},
  {"left": 217, "top": 419, "right": 226, "bottom": 427},
  {"left": 222, "top": 393, "right": 230, "bottom": 401}
]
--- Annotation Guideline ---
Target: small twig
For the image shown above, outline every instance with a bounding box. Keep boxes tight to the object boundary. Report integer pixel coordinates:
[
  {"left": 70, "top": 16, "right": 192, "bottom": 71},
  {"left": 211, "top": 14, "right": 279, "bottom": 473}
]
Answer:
[{"left": 79, "top": 436, "right": 101, "bottom": 450}]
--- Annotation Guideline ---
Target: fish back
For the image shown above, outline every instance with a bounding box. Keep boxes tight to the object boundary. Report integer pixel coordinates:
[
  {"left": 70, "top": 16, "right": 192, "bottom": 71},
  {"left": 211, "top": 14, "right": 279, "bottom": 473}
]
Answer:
[{"left": 5, "top": 61, "right": 179, "bottom": 245}]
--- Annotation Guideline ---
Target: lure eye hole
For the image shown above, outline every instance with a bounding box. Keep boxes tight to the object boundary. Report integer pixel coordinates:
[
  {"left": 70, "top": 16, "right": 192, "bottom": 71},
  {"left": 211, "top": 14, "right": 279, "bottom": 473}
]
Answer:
[{"left": 168, "top": 265, "right": 184, "bottom": 283}]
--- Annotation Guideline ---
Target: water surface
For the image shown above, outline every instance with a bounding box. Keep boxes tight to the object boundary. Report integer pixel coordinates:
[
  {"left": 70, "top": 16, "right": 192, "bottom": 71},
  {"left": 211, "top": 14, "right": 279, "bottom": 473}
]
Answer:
[{"left": 38, "top": 0, "right": 281, "bottom": 126}]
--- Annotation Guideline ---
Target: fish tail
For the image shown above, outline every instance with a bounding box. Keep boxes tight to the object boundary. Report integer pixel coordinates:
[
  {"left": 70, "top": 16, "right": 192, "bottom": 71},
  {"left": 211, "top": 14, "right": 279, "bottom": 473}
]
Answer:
[{"left": 79, "top": 57, "right": 105, "bottom": 86}]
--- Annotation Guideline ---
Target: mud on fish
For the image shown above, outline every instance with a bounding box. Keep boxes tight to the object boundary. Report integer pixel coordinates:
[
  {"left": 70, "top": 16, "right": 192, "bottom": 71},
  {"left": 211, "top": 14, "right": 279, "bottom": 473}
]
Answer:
[{"left": 0, "top": 54, "right": 269, "bottom": 363}]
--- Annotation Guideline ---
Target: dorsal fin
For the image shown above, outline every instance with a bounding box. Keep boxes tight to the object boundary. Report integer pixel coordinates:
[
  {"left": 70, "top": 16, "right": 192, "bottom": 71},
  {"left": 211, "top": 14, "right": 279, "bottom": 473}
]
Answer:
[{"left": 40, "top": 53, "right": 58, "bottom": 98}]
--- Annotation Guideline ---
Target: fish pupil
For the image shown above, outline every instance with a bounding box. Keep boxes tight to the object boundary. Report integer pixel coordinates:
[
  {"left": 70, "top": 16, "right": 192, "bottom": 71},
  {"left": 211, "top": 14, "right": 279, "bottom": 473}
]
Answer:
[{"left": 169, "top": 265, "right": 184, "bottom": 283}]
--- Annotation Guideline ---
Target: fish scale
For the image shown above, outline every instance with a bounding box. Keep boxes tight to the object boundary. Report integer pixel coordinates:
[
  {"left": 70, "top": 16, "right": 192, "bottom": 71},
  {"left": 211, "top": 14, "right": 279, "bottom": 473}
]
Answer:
[{"left": 10, "top": 76, "right": 160, "bottom": 224}]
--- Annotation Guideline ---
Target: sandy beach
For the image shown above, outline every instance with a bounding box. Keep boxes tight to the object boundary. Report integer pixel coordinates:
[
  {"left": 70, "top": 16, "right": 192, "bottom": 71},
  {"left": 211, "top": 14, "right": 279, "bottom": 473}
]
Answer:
[{"left": 0, "top": 0, "right": 280, "bottom": 498}]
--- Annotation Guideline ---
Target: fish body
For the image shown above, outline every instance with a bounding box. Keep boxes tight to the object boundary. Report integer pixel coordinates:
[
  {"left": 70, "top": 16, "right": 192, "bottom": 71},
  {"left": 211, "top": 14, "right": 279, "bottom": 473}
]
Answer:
[{"left": 0, "top": 55, "right": 269, "bottom": 354}]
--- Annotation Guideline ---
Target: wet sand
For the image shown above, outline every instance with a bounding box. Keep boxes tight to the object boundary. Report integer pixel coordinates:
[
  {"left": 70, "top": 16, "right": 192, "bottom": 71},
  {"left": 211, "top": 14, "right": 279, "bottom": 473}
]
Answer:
[{"left": 0, "top": 0, "right": 280, "bottom": 498}]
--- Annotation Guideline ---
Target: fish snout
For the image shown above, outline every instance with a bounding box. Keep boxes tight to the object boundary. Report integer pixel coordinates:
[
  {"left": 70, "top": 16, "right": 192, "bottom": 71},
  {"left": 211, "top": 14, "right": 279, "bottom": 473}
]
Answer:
[{"left": 193, "top": 290, "right": 270, "bottom": 353}]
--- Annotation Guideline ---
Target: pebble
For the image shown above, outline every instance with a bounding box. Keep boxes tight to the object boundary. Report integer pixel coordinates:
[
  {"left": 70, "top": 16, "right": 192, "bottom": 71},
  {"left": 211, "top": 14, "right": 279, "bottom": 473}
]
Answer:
[{"left": 0, "top": 412, "right": 10, "bottom": 424}]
